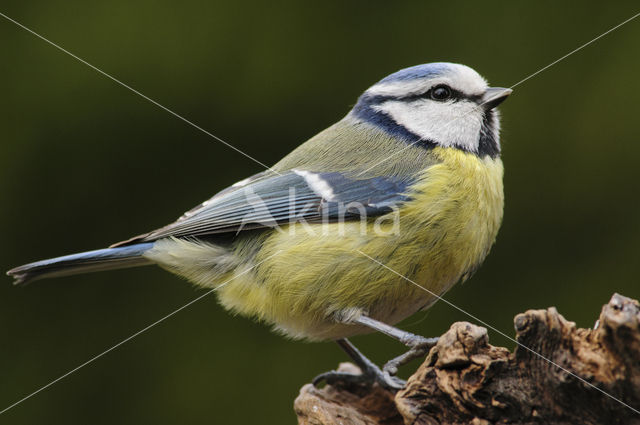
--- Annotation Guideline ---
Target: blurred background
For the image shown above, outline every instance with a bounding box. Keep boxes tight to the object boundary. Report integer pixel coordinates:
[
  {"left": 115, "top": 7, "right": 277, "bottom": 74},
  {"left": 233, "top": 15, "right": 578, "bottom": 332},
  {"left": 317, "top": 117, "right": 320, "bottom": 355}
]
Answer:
[{"left": 1, "top": 1, "right": 639, "bottom": 423}]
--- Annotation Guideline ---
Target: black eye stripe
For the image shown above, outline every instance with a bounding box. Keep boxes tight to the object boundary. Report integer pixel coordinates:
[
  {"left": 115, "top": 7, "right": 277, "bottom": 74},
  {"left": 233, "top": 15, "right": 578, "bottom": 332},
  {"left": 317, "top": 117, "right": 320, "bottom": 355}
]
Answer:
[
  {"left": 361, "top": 90, "right": 482, "bottom": 105},
  {"left": 422, "top": 86, "right": 487, "bottom": 104},
  {"left": 404, "top": 89, "right": 463, "bottom": 102}
]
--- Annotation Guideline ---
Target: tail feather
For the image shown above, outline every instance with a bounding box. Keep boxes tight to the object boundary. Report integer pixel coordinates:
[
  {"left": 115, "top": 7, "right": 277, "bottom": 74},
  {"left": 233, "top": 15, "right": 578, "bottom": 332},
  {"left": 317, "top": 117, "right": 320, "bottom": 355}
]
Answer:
[{"left": 7, "top": 243, "right": 155, "bottom": 286}]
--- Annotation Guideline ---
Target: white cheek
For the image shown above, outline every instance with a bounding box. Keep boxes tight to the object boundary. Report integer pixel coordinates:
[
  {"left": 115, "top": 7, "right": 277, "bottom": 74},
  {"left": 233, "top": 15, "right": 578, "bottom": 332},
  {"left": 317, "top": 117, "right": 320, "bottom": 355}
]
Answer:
[{"left": 374, "top": 100, "right": 483, "bottom": 152}]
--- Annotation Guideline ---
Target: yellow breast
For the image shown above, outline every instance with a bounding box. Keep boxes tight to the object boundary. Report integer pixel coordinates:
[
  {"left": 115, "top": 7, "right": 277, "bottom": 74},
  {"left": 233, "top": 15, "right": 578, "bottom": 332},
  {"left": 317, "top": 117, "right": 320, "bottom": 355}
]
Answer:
[{"left": 401, "top": 147, "right": 504, "bottom": 288}]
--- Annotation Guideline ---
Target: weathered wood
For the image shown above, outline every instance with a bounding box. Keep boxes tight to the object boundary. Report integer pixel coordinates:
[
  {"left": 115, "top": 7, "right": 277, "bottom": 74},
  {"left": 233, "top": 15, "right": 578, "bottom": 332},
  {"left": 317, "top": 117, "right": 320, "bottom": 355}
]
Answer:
[{"left": 295, "top": 293, "right": 640, "bottom": 425}]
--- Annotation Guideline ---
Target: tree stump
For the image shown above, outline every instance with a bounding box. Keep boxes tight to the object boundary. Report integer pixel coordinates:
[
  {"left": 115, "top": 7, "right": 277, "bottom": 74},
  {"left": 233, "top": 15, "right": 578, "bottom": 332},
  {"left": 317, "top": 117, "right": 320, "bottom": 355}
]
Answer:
[{"left": 294, "top": 293, "right": 640, "bottom": 425}]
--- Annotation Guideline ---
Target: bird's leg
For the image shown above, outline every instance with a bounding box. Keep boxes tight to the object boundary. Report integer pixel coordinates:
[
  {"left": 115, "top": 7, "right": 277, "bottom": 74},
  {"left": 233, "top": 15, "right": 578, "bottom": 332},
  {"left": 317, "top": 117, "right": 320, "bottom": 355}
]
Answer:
[
  {"left": 312, "top": 339, "right": 405, "bottom": 390},
  {"left": 353, "top": 315, "right": 438, "bottom": 377},
  {"left": 313, "top": 315, "right": 438, "bottom": 391}
]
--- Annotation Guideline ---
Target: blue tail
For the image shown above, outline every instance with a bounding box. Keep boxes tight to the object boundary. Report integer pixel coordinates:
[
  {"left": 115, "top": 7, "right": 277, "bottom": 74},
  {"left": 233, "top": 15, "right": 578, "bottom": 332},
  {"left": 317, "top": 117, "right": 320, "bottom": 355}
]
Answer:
[{"left": 7, "top": 243, "right": 155, "bottom": 286}]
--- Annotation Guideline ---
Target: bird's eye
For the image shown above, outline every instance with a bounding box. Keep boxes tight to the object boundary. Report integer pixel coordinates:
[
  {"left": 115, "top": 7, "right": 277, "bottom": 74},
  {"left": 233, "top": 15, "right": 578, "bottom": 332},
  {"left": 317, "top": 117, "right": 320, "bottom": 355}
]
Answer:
[{"left": 430, "top": 85, "right": 452, "bottom": 101}]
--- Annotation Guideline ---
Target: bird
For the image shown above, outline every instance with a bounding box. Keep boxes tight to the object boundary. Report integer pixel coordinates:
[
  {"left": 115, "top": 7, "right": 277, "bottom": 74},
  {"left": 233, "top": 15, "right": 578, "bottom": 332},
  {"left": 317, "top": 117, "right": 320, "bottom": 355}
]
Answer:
[{"left": 7, "top": 62, "right": 511, "bottom": 390}]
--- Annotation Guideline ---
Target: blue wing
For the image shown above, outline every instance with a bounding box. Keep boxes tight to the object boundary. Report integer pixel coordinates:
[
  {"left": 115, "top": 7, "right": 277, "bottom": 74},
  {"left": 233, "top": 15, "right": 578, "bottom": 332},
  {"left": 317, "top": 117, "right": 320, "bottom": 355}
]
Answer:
[{"left": 116, "top": 170, "right": 414, "bottom": 244}]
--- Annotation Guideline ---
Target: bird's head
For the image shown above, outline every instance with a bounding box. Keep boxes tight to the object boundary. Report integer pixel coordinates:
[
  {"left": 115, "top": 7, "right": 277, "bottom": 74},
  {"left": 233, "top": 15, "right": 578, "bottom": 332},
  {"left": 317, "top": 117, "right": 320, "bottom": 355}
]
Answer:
[{"left": 351, "top": 62, "right": 511, "bottom": 157}]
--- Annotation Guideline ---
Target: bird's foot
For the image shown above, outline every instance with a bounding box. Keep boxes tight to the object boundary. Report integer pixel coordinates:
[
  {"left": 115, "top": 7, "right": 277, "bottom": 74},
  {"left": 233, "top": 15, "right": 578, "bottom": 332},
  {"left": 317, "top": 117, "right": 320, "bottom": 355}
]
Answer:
[
  {"left": 383, "top": 336, "right": 439, "bottom": 376},
  {"left": 313, "top": 362, "right": 405, "bottom": 391},
  {"left": 312, "top": 335, "right": 438, "bottom": 392}
]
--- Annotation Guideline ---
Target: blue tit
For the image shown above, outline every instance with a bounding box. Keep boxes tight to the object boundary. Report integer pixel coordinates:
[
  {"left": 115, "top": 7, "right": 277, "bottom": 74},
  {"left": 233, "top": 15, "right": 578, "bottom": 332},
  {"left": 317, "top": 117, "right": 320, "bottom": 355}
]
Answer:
[{"left": 8, "top": 62, "right": 511, "bottom": 389}]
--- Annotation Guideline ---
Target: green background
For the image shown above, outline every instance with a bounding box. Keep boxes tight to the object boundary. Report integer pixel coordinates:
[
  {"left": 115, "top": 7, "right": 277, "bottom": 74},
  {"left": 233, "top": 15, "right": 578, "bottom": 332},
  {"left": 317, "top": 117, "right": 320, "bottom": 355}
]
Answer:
[{"left": 1, "top": 1, "right": 639, "bottom": 423}]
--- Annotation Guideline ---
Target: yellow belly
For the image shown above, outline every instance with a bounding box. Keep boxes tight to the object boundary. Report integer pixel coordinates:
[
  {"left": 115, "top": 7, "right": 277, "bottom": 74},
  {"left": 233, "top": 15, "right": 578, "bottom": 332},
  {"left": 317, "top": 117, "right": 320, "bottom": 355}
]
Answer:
[{"left": 209, "top": 148, "right": 504, "bottom": 341}]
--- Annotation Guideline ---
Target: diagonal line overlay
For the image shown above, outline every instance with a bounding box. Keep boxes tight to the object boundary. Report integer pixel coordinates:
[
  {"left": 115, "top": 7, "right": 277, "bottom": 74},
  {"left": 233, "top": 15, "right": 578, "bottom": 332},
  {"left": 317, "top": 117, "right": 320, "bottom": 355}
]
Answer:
[{"left": 1, "top": 6, "right": 639, "bottom": 419}]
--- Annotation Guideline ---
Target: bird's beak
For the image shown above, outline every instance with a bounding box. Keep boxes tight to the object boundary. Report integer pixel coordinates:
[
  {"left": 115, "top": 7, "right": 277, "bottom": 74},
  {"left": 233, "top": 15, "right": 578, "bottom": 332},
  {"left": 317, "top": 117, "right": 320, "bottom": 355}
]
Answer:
[{"left": 482, "top": 87, "right": 512, "bottom": 110}]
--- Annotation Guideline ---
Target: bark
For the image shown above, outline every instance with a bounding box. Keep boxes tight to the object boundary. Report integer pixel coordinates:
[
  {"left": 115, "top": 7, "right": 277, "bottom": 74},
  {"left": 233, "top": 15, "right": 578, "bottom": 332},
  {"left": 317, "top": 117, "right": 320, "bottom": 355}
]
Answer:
[{"left": 294, "top": 293, "right": 640, "bottom": 425}]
